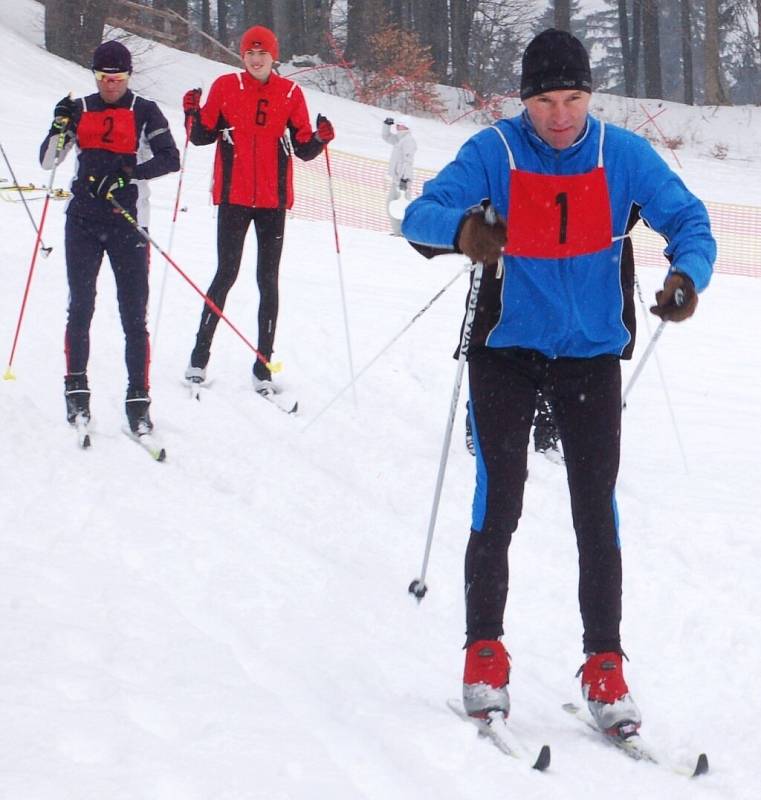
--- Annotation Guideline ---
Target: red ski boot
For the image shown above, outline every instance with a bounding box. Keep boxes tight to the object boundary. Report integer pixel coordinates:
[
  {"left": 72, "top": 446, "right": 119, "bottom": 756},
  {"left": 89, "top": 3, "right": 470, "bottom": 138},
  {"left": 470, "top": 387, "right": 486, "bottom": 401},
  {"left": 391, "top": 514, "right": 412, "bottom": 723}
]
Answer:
[
  {"left": 462, "top": 640, "right": 510, "bottom": 718},
  {"left": 579, "top": 652, "right": 642, "bottom": 738}
]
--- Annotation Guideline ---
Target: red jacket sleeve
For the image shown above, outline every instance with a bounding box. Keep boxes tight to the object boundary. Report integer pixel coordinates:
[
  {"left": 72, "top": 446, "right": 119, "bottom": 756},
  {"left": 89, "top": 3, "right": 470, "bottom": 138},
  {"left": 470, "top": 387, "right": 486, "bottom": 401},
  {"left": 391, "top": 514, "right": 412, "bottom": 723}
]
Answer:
[
  {"left": 189, "top": 78, "right": 225, "bottom": 146},
  {"left": 289, "top": 85, "right": 323, "bottom": 161}
]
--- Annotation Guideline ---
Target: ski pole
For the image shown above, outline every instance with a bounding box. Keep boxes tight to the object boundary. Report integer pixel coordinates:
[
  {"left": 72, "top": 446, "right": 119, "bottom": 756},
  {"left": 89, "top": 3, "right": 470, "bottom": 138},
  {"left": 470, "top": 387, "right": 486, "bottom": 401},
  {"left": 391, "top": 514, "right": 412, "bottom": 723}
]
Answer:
[
  {"left": 323, "top": 145, "right": 357, "bottom": 404},
  {"left": 0, "top": 140, "right": 52, "bottom": 257},
  {"left": 101, "top": 187, "right": 280, "bottom": 373},
  {"left": 621, "top": 287, "right": 684, "bottom": 408},
  {"left": 303, "top": 263, "right": 472, "bottom": 431},
  {"left": 152, "top": 129, "right": 190, "bottom": 349},
  {"left": 3, "top": 125, "right": 69, "bottom": 380},
  {"left": 632, "top": 274, "right": 688, "bottom": 471},
  {"left": 409, "top": 202, "right": 498, "bottom": 601},
  {"left": 621, "top": 320, "right": 667, "bottom": 408},
  {"left": 409, "top": 258, "right": 486, "bottom": 601}
]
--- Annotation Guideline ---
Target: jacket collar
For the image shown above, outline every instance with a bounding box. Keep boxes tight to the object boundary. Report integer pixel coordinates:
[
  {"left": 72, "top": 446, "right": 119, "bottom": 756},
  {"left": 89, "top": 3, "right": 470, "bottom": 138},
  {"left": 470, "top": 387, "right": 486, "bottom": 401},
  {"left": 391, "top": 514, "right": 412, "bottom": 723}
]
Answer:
[
  {"left": 241, "top": 70, "right": 274, "bottom": 90},
  {"left": 519, "top": 109, "right": 592, "bottom": 157},
  {"left": 87, "top": 88, "right": 135, "bottom": 111}
]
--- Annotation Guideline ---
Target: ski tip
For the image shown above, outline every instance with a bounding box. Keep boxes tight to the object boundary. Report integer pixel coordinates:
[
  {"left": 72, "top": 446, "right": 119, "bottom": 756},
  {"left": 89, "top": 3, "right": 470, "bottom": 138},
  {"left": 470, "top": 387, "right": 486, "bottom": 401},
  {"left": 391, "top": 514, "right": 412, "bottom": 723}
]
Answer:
[
  {"left": 533, "top": 744, "right": 551, "bottom": 772},
  {"left": 693, "top": 753, "right": 709, "bottom": 777},
  {"left": 81, "top": 434, "right": 91, "bottom": 449},
  {"left": 154, "top": 447, "right": 167, "bottom": 462},
  {"left": 290, "top": 401, "right": 299, "bottom": 414}
]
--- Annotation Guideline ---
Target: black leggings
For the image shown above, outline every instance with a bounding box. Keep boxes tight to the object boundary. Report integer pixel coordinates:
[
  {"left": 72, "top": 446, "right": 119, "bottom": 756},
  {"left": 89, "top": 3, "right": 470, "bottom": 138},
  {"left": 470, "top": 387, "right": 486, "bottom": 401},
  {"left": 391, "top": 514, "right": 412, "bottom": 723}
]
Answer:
[
  {"left": 465, "top": 347, "right": 623, "bottom": 654},
  {"left": 64, "top": 213, "right": 150, "bottom": 391},
  {"left": 190, "top": 204, "right": 285, "bottom": 378}
]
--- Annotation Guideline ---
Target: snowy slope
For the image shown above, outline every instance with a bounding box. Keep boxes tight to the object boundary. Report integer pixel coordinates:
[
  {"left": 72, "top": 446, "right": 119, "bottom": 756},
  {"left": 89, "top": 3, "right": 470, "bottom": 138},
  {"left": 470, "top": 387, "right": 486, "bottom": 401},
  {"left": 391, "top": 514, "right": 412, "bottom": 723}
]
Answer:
[{"left": 1, "top": 3, "right": 760, "bottom": 798}]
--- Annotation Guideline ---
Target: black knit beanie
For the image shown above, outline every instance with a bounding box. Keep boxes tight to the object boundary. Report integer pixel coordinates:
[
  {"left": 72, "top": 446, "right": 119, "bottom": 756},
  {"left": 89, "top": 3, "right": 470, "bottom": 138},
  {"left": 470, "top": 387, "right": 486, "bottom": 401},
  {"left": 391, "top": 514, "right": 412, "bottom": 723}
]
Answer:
[
  {"left": 92, "top": 41, "right": 133, "bottom": 74},
  {"left": 520, "top": 29, "right": 591, "bottom": 101}
]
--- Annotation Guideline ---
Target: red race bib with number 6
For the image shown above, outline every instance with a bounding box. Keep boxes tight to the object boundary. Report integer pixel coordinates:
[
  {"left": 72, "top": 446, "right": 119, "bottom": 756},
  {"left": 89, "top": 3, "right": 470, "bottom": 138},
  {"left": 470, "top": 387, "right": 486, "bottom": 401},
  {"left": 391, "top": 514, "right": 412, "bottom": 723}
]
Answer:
[{"left": 505, "top": 167, "right": 612, "bottom": 259}]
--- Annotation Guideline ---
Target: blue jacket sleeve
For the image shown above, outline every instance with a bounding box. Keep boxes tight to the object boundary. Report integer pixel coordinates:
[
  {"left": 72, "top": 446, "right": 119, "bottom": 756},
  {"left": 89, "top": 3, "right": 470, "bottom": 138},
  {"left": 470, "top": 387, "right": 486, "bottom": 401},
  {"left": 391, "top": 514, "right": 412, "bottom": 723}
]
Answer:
[
  {"left": 628, "top": 136, "right": 715, "bottom": 292},
  {"left": 401, "top": 134, "right": 496, "bottom": 252}
]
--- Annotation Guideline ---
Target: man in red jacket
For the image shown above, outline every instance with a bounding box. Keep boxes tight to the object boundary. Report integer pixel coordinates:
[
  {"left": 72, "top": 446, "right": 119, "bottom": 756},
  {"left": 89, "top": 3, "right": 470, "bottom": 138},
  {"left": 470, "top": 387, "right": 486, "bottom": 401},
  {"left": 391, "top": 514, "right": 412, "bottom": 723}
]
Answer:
[{"left": 182, "top": 25, "right": 334, "bottom": 396}]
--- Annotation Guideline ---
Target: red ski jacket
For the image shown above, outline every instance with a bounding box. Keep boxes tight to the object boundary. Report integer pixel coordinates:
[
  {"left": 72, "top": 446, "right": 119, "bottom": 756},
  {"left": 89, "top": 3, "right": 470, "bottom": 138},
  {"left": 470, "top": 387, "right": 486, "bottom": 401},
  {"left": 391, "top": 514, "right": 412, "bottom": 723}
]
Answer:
[{"left": 188, "top": 71, "right": 323, "bottom": 208}]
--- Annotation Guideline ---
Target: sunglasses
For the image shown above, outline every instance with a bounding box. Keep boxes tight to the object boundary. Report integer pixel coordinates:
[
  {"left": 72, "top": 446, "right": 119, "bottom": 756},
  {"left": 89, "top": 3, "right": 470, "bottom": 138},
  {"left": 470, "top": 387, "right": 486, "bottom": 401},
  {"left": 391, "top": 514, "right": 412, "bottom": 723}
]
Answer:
[{"left": 93, "top": 70, "right": 129, "bottom": 82}]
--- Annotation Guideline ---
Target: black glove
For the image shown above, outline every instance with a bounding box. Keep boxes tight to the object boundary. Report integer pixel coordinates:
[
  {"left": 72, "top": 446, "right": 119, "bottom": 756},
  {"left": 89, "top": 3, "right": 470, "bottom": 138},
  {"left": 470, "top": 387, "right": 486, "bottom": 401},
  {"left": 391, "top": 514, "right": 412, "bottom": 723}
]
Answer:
[
  {"left": 384, "top": 117, "right": 394, "bottom": 125},
  {"left": 649, "top": 272, "right": 698, "bottom": 322},
  {"left": 399, "top": 178, "right": 409, "bottom": 190},
  {"left": 315, "top": 113, "right": 334, "bottom": 143},
  {"left": 52, "top": 95, "right": 76, "bottom": 132},
  {"left": 456, "top": 203, "right": 507, "bottom": 265},
  {"left": 87, "top": 169, "right": 131, "bottom": 200}
]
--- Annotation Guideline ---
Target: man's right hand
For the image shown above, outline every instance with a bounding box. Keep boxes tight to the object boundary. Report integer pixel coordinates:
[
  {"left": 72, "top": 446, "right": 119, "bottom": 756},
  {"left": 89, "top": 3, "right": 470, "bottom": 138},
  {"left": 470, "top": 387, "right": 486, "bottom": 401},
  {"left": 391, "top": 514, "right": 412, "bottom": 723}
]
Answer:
[
  {"left": 457, "top": 205, "right": 507, "bottom": 265},
  {"left": 52, "top": 95, "right": 76, "bottom": 131},
  {"left": 183, "top": 88, "right": 202, "bottom": 113}
]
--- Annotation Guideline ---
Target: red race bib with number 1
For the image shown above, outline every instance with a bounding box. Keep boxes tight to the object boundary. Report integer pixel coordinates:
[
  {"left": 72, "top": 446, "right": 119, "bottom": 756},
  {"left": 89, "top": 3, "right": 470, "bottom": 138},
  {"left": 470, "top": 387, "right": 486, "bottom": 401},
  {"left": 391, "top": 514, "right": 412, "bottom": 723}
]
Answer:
[{"left": 505, "top": 166, "right": 613, "bottom": 259}]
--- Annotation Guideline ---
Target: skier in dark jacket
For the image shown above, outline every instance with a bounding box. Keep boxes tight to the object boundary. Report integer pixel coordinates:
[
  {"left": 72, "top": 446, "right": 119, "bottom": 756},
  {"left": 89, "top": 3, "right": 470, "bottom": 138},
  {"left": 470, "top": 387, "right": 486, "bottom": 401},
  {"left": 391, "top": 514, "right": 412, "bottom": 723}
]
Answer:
[
  {"left": 39, "top": 40, "right": 180, "bottom": 436},
  {"left": 181, "top": 25, "right": 334, "bottom": 398},
  {"left": 402, "top": 29, "right": 715, "bottom": 736}
]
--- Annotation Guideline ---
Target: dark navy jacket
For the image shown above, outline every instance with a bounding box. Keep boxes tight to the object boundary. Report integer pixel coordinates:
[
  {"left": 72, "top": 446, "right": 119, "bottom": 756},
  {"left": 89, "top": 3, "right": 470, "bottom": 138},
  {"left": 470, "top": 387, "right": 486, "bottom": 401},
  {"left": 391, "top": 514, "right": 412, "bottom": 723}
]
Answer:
[{"left": 39, "top": 89, "right": 179, "bottom": 227}]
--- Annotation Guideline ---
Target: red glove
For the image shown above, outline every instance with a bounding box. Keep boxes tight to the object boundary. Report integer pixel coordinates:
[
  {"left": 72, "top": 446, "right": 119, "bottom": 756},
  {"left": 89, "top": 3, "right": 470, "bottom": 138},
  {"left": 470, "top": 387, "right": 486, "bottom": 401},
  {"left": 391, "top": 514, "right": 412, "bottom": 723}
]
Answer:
[
  {"left": 316, "top": 114, "right": 335, "bottom": 144},
  {"left": 183, "top": 88, "right": 202, "bottom": 113}
]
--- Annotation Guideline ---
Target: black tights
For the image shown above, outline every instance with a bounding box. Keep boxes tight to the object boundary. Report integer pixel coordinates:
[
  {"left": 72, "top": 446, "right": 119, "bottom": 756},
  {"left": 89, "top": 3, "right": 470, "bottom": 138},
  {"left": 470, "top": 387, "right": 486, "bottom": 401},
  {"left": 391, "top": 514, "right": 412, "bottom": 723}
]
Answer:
[
  {"left": 190, "top": 204, "right": 285, "bottom": 378},
  {"left": 465, "top": 347, "right": 623, "bottom": 654}
]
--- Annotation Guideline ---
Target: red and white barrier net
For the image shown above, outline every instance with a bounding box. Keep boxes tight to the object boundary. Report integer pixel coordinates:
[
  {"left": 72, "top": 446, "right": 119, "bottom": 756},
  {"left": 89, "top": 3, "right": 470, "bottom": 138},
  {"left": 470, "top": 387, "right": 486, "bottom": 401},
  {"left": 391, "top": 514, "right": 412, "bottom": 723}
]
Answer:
[{"left": 292, "top": 148, "right": 761, "bottom": 279}]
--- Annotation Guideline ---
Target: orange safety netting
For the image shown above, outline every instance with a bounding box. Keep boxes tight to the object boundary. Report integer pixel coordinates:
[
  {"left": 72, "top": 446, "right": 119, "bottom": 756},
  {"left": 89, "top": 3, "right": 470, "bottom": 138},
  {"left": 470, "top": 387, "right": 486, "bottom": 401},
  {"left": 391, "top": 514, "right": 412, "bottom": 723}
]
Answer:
[{"left": 291, "top": 148, "right": 761, "bottom": 278}]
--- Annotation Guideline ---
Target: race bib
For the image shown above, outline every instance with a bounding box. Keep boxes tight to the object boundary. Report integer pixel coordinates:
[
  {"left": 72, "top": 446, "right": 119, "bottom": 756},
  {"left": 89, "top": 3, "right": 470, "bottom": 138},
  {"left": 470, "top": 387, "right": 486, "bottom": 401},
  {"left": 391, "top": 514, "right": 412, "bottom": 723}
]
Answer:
[
  {"left": 77, "top": 108, "right": 137, "bottom": 155},
  {"left": 505, "top": 166, "right": 613, "bottom": 259}
]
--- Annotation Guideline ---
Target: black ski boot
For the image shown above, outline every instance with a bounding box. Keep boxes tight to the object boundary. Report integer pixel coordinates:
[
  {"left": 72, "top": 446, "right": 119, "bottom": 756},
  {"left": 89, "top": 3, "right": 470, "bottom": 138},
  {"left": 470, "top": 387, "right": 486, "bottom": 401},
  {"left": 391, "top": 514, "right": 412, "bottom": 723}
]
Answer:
[
  {"left": 125, "top": 387, "right": 153, "bottom": 435},
  {"left": 533, "top": 390, "right": 563, "bottom": 462},
  {"left": 64, "top": 373, "right": 91, "bottom": 424}
]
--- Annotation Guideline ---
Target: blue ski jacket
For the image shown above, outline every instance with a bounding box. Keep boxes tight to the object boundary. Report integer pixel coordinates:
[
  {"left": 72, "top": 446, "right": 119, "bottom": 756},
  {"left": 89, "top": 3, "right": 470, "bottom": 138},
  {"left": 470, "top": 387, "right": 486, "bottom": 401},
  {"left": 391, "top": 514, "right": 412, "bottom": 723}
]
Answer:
[{"left": 402, "top": 112, "right": 715, "bottom": 359}]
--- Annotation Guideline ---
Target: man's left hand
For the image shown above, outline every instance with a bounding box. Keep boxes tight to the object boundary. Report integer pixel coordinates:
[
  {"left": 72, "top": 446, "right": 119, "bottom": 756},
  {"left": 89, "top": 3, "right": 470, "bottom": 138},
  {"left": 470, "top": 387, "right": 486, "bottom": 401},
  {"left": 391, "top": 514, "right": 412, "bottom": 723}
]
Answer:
[
  {"left": 88, "top": 169, "right": 131, "bottom": 200},
  {"left": 650, "top": 272, "right": 698, "bottom": 322},
  {"left": 315, "top": 114, "right": 335, "bottom": 143}
]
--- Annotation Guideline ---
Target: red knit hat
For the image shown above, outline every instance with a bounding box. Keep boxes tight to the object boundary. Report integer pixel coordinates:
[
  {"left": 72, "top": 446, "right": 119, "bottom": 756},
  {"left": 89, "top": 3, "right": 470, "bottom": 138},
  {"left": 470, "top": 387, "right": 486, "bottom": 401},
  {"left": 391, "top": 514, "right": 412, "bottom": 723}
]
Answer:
[{"left": 239, "top": 26, "right": 279, "bottom": 61}]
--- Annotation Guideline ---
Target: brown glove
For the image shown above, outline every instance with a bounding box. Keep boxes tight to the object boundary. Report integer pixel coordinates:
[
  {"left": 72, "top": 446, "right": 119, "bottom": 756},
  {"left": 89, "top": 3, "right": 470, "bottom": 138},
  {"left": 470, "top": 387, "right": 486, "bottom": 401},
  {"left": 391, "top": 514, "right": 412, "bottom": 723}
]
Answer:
[
  {"left": 649, "top": 272, "right": 698, "bottom": 322},
  {"left": 456, "top": 206, "right": 507, "bottom": 265}
]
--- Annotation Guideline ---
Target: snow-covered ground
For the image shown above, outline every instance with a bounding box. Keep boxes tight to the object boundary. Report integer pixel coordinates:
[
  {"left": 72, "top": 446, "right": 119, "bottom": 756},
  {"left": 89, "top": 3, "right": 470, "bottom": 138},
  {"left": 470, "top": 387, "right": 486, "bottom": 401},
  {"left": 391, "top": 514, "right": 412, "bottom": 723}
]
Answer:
[{"left": 1, "top": 2, "right": 760, "bottom": 798}]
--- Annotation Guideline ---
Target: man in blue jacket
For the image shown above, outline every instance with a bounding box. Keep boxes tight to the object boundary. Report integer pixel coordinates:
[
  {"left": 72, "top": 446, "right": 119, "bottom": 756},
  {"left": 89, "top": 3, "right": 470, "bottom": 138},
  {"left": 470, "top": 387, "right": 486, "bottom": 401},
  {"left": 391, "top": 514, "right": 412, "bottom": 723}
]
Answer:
[{"left": 402, "top": 29, "right": 715, "bottom": 737}]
